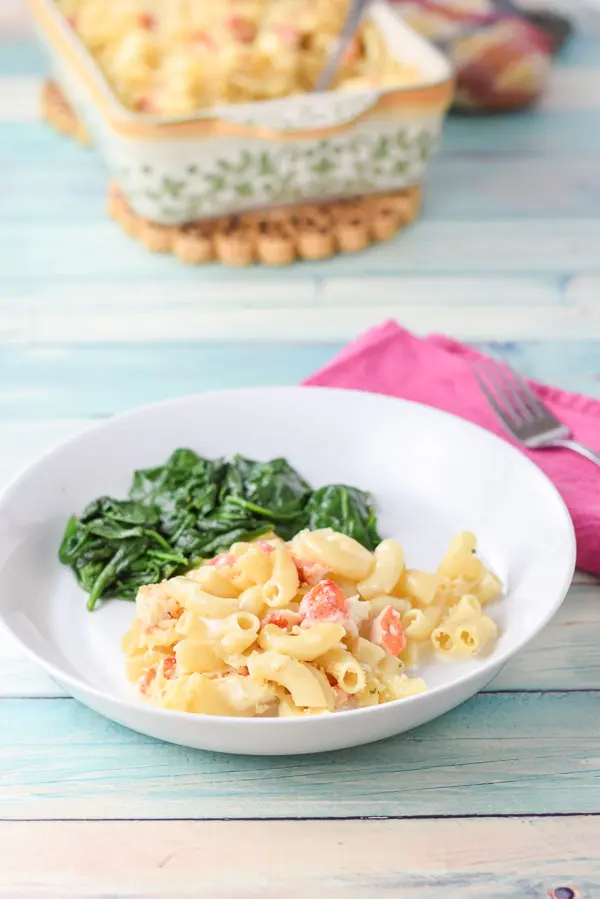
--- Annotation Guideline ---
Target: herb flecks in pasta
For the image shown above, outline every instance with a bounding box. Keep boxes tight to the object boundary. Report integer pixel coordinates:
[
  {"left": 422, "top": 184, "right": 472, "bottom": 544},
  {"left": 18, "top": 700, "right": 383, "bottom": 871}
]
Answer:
[
  {"left": 56, "top": 0, "right": 422, "bottom": 115},
  {"left": 122, "top": 529, "right": 502, "bottom": 717},
  {"left": 59, "top": 449, "right": 380, "bottom": 609}
]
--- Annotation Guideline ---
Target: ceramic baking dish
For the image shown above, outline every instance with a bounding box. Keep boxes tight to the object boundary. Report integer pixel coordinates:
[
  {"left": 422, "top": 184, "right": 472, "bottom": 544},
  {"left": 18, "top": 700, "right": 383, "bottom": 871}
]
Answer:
[{"left": 29, "top": 0, "right": 454, "bottom": 225}]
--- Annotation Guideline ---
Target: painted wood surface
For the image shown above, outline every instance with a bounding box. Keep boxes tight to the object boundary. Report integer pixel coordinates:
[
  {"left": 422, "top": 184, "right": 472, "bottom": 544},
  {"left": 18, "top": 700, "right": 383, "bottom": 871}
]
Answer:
[
  {"left": 4, "top": 32, "right": 600, "bottom": 346},
  {"left": 0, "top": 818, "right": 598, "bottom": 898},
  {"left": 3, "top": 692, "right": 600, "bottom": 819},
  {"left": 3, "top": 3, "right": 600, "bottom": 893}
]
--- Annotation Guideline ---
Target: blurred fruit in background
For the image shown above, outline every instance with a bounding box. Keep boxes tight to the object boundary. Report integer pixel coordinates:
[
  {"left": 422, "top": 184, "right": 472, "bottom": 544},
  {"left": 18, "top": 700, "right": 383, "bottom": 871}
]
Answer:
[{"left": 393, "top": 0, "right": 572, "bottom": 112}]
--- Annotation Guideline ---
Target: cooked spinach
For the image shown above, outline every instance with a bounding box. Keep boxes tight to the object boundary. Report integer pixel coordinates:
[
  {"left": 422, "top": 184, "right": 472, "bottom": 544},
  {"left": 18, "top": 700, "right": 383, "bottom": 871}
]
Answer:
[
  {"left": 59, "top": 449, "right": 381, "bottom": 610},
  {"left": 306, "top": 485, "right": 381, "bottom": 551}
]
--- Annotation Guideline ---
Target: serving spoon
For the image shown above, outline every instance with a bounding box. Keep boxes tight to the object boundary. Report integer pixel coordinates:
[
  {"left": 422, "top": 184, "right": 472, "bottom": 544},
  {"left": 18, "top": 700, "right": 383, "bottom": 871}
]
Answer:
[{"left": 313, "top": 0, "right": 374, "bottom": 92}]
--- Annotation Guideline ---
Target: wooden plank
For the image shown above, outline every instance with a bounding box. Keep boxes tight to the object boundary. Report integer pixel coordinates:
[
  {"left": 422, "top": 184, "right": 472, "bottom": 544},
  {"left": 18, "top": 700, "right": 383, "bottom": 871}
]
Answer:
[
  {"left": 8, "top": 301, "right": 600, "bottom": 343},
  {"left": 1, "top": 276, "right": 565, "bottom": 309},
  {"left": 4, "top": 275, "right": 582, "bottom": 345},
  {"left": 1, "top": 341, "right": 600, "bottom": 421},
  {"left": 1, "top": 579, "right": 597, "bottom": 699},
  {"left": 0, "top": 818, "right": 597, "bottom": 898},
  {"left": 5, "top": 220, "right": 600, "bottom": 279},
  {"left": 541, "top": 67, "right": 600, "bottom": 109},
  {"left": 489, "top": 582, "right": 600, "bottom": 690},
  {"left": 1, "top": 275, "right": 583, "bottom": 344},
  {"left": 2, "top": 692, "right": 600, "bottom": 819},
  {"left": 0, "top": 77, "right": 39, "bottom": 121}
]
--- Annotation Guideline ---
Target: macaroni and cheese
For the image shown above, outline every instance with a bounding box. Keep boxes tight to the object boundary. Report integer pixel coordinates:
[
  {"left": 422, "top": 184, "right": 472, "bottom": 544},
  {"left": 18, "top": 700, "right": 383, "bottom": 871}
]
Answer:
[
  {"left": 122, "top": 528, "right": 502, "bottom": 717},
  {"left": 56, "top": 0, "right": 421, "bottom": 114}
]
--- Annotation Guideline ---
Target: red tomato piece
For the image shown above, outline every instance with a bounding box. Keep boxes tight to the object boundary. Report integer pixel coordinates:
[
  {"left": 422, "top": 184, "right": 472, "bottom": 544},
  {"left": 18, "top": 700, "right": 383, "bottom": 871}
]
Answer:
[
  {"left": 207, "top": 552, "right": 236, "bottom": 568},
  {"left": 139, "top": 665, "right": 157, "bottom": 694},
  {"left": 192, "top": 30, "right": 215, "bottom": 48},
  {"left": 135, "top": 97, "right": 156, "bottom": 114},
  {"left": 225, "top": 15, "right": 256, "bottom": 43},
  {"left": 370, "top": 606, "right": 406, "bottom": 656},
  {"left": 299, "top": 579, "right": 348, "bottom": 623},
  {"left": 257, "top": 540, "right": 275, "bottom": 555},
  {"left": 273, "top": 23, "right": 301, "bottom": 45},
  {"left": 138, "top": 12, "right": 156, "bottom": 30},
  {"left": 162, "top": 656, "right": 177, "bottom": 680}
]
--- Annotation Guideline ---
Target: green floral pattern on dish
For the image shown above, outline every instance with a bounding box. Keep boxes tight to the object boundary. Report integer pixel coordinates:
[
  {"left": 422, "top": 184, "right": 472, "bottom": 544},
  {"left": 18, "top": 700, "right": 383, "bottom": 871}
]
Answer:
[{"left": 119, "top": 127, "right": 439, "bottom": 224}]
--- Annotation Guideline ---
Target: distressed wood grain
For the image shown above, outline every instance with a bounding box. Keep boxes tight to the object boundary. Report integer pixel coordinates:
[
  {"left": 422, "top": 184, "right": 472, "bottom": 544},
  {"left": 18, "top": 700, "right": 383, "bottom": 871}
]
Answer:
[
  {"left": 5, "top": 273, "right": 590, "bottom": 344},
  {"left": 1, "top": 341, "right": 600, "bottom": 422},
  {"left": 8, "top": 300, "right": 600, "bottom": 342},
  {"left": 1, "top": 23, "right": 600, "bottom": 890},
  {"left": 0, "top": 275, "right": 566, "bottom": 310},
  {"left": 5, "top": 220, "right": 600, "bottom": 280},
  {"left": 2, "top": 692, "right": 599, "bottom": 819},
  {"left": 0, "top": 818, "right": 597, "bottom": 898}
]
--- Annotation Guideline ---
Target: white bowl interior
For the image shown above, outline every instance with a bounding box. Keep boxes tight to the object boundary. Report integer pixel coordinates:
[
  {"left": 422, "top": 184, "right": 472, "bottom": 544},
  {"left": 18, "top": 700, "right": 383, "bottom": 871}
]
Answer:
[{"left": 0, "top": 387, "right": 575, "bottom": 752}]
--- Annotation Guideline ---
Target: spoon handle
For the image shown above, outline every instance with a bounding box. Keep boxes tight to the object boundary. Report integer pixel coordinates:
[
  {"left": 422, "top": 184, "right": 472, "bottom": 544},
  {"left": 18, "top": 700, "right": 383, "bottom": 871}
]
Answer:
[{"left": 314, "top": 0, "right": 374, "bottom": 92}]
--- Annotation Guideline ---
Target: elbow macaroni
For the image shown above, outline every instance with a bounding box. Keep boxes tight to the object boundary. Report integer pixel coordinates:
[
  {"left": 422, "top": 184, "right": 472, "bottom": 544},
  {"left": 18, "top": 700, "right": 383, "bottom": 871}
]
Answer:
[
  {"left": 357, "top": 539, "right": 404, "bottom": 600},
  {"left": 56, "top": 0, "right": 422, "bottom": 115},
  {"left": 122, "top": 529, "right": 502, "bottom": 717}
]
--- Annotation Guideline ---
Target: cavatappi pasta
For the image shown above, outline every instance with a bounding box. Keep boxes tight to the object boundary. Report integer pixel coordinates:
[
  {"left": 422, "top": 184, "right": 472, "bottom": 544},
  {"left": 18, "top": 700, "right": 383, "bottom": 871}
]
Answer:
[
  {"left": 56, "top": 0, "right": 421, "bottom": 115},
  {"left": 122, "top": 528, "right": 502, "bottom": 717}
]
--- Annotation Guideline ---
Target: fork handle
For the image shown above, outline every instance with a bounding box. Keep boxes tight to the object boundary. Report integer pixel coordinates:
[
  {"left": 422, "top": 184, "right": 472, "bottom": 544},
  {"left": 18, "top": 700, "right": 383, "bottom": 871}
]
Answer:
[{"left": 554, "top": 439, "right": 600, "bottom": 468}]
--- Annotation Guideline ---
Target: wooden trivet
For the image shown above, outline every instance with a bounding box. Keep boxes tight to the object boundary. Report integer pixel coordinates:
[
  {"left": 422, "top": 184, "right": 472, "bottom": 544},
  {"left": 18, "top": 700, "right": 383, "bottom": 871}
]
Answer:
[
  {"left": 108, "top": 184, "right": 421, "bottom": 266},
  {"left": 42, "top": 79, "right": 422, "bottom": 265},
  {"left": 41, "top": 80, "right": 91, "bottom": 146}
]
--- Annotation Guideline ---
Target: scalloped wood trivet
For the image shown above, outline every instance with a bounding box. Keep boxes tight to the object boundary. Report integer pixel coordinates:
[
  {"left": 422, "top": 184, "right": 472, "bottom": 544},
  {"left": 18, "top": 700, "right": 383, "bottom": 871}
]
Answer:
[
  {"left": 42, "top": 79, "right": 422, "bottom": 265},
  {"left": 41, "top": 80, "right": 91, "bottom": 146},
  {"left": 108, "top": 184, "right": 422, "bottom": 266}
]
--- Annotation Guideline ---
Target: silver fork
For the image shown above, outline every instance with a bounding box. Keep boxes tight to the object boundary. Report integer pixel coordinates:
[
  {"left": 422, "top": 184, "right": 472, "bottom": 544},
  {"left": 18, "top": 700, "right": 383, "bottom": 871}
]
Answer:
[{"left": 473, "top": 358, "right": 600, "bottom": 467}]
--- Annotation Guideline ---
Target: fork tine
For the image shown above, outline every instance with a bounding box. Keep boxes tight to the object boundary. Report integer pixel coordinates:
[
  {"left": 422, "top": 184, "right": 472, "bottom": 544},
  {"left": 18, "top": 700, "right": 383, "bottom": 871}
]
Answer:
[
  {"left": 475, "top": 362, "right": 521, "bottom": 426},
  {"left": 503, "top": 363, "right": 548, "bottom": 417},
  {"left": 490, "top": 361, "right": 537, "bottom": 422},
  {"left": 472, "top": 366, "right": 518, "bottom": 437}
]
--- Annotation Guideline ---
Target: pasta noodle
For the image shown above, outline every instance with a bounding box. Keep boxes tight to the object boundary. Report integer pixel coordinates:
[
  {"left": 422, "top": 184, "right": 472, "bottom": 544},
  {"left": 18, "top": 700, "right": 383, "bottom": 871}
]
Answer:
[
  {"left": 122, "top": 529, "right": 502, "bottom": 716},
  {"left": 57, "top": 0, "right": 422, "bottom": 115},
  {"left": 357, "top": 539, "right": 404, "bottom": 600}
]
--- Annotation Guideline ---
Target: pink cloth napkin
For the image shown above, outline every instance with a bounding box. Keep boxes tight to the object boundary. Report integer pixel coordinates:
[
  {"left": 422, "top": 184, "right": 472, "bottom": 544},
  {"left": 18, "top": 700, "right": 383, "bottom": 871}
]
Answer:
[{"left": 304, "top": 320, "right": 600, "bottom": 575}]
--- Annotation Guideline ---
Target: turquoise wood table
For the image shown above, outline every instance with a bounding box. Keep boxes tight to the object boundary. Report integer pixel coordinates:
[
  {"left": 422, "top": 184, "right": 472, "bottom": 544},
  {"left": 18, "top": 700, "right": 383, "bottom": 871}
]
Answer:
[{"left": 1, "top": 5, "right": 600, "bottom": 895}]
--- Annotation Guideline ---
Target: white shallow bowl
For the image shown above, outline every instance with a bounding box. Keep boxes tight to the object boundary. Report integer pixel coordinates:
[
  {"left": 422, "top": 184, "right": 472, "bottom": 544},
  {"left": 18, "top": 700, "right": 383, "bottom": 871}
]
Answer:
[{"left": 0, "top": 387, "right": 575, "bottom": 755}]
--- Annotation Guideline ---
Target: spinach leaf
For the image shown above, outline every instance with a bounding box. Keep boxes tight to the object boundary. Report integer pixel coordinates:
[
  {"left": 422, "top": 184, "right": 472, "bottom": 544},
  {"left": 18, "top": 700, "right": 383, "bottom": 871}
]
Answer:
[
  {"left": 80, "top": 497, "right": 159, "bottom": 527},
  {"left": 58, "top": 449, "right": 382, "bottom": 610},
  {"left": 220, "top": 455, "right": 311, "bottom": 522},
  {"left": 306, "top": 484, "right": 381, "bottom": 551},
  {"left": 131, "top": 449, "right": 226, "bottom": 520}
]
